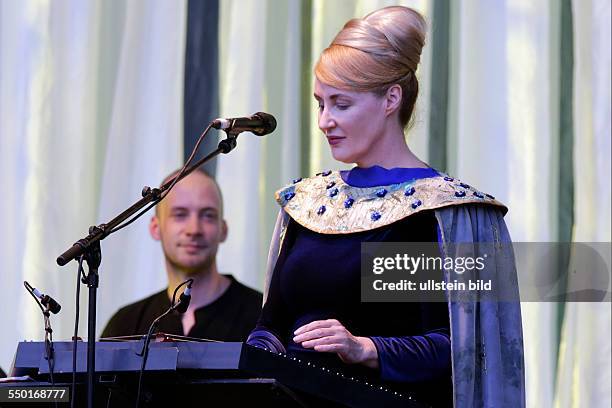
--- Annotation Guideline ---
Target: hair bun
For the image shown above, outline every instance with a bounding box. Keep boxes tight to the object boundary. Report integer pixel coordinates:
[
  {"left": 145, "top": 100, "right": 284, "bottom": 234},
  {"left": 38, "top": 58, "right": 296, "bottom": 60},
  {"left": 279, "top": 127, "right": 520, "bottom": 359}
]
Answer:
[
  {"left": 332, "top": 6, "right": 425, "bottom": 74},
  {"left": 314, "top": 6, "right": 427, "bottom": 128}
]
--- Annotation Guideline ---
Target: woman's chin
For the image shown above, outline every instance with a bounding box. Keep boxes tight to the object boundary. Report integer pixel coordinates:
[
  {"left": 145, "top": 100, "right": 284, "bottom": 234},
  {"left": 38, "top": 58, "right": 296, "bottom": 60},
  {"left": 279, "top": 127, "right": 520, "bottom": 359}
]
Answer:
[{"left": 330, "top": 149, "right": 356, "bottom": 164}]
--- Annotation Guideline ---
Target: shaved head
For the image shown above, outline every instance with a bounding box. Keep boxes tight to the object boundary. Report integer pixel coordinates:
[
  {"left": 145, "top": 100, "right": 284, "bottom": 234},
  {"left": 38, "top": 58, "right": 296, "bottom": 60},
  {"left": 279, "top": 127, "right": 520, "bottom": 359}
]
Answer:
[{"left": 156, "top": 168, "right": 224, "bottom": 217}]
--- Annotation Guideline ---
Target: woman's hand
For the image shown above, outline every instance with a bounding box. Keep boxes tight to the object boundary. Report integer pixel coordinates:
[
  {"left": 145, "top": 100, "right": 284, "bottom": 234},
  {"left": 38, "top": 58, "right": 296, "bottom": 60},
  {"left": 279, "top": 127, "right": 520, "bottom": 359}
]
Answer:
[{"left": 293, "top": 319, "right": 379, "bottom": 369}]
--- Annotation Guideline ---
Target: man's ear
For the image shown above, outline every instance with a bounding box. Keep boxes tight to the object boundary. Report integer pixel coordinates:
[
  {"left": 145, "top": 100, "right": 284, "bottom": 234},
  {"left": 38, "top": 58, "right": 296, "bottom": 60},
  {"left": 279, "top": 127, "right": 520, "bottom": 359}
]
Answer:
[
  {"left": 384, "top": 84, "right": 403, "bottom": 117},
  {"left": 149, "top": 215, "right": 161, "bottom": 241},
  {"left": 220, "top": 219, "right": 228, "bottom": 243}
]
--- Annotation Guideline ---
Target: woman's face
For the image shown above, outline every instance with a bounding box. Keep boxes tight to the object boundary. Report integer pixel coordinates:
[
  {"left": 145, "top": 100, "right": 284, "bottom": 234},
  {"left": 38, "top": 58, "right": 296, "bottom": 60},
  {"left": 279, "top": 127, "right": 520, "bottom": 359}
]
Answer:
[{"left": 314, "top": 78, "right": 388, "bottom": 165}]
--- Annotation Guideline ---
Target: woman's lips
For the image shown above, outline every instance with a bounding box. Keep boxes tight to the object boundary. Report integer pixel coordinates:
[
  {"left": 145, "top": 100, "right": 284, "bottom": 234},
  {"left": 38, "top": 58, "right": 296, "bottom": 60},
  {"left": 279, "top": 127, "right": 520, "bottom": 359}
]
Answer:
[{"left": 326, "top": 136, "right": 345, "bottom": 146}]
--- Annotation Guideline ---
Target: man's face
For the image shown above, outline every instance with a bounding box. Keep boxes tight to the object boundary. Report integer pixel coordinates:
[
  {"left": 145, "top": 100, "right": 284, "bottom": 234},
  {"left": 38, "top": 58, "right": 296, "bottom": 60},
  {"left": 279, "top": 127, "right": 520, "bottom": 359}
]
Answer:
[{"left": 149, "top": 172, "right": 227, "bottom": 275}]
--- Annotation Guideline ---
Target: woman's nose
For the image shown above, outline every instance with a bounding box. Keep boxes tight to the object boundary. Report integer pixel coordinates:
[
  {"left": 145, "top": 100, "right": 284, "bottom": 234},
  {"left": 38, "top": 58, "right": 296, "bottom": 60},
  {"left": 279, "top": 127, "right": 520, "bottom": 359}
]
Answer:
[{"left": 318, "top": 107, "right": 335, "bottom": 132}]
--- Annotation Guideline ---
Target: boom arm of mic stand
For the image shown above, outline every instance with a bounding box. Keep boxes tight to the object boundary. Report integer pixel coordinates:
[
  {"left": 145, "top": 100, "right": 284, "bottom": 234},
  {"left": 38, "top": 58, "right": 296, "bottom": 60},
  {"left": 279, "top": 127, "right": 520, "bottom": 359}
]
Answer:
[{"left": 56, "top": 132, "right": 239, "bottom": 266}]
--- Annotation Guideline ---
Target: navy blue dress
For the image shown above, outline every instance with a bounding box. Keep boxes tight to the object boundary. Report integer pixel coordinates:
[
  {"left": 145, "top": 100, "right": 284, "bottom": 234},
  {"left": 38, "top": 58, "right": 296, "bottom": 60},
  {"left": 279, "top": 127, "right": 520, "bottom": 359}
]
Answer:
[{"left": 250, "top": 167, "right": 453, "bottom": 407}]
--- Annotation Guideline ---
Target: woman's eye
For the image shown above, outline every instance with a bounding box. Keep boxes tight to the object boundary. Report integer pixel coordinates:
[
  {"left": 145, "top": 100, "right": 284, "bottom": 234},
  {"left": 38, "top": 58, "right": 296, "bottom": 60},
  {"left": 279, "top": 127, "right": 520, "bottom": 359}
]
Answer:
[{"left": 337, "top": 104, "right": 349, "bottom": 110}]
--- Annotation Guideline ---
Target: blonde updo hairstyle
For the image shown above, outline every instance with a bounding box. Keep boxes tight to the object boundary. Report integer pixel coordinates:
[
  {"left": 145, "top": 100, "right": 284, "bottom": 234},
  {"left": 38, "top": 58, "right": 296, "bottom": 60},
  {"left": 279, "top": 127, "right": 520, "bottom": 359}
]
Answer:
[{"left": 314, "top": 6, "right": 426, "bottom": 128}]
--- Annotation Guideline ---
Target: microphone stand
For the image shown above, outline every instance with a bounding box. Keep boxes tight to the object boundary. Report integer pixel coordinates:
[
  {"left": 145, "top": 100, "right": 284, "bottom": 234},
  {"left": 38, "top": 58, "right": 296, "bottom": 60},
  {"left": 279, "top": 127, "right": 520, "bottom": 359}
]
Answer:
[
  {"left": 43, "top": 304, "right": 57, "bottom": 385},
  {"left": 24, "top": 282, "right": 58, "bottom": 408},
  {"left": 55, "top": 128, "right": 240, "bottom": 408}
]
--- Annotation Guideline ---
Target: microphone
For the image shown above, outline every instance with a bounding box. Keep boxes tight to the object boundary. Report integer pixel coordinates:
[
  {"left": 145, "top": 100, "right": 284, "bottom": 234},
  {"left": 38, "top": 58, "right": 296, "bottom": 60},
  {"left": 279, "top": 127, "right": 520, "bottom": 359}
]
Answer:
[
  {"left": 212, "top": 112, "right": 277, "bottom": 136},
  {"left": 25, "top": 282, "right": 62, "bottom": 314},
  {"left": 173, "top": 285, "right": 192, "bottom": 314}
]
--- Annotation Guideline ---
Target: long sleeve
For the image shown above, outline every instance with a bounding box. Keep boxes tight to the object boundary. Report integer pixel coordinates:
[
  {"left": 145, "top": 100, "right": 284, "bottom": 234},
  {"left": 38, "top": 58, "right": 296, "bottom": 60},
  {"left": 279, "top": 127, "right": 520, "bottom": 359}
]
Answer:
[
  {"left": 370, "top": 328, "right": 451, "bottom": 382},
  {"left": 370, "top": 284, "right": 452, "bottom": 383}
]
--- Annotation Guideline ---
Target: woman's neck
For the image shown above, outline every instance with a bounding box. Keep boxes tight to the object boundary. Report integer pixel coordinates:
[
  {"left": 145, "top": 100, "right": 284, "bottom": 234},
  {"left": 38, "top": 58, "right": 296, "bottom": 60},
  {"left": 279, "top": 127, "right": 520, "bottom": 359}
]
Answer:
[{"left": 356, "top": 128, "right": 428, "bottom": 169}]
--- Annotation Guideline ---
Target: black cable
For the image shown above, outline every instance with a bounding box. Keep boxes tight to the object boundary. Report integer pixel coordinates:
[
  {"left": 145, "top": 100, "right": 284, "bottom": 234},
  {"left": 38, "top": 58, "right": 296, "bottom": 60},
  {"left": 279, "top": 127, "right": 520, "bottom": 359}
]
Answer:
[
  {"left": 110, "top": 123, "right": 213, "bottom": 235},
  {"left": 158, "top": 123, "right": 213, "bottom": 200},
  {"left": 106, "top": 388, "right": 113, "bottom": 408},
  {"left": 71, "top": 255, "right": 85, "bottom": 408},
  {"left": 134, "top": 278, "right": 193, "bottom": 407},
  {"left": 43, "top": 310, "right": 59, "bottom": 408},
  {"left": 43, "top": 311, "right": 55, "bottom": 384},
  {"left": 134, "top": 310, "right": 170, "bottom": 408},
  {"left": 107, "top": 201, "right": 159, "bottom": 235}
]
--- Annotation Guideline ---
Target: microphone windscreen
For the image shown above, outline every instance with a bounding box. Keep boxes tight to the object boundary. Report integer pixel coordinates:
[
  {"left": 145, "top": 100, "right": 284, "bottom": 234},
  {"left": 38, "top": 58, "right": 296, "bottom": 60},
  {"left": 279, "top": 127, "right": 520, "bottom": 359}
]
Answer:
[
  {"left": 254, "top": 112, "right": 277, "bottom": 135},
  {"left": 43, "top": 295, "right": 62, "bottom": 314},
  {"left": 175, "top": 292, "right": 191, "bottom": 314}
]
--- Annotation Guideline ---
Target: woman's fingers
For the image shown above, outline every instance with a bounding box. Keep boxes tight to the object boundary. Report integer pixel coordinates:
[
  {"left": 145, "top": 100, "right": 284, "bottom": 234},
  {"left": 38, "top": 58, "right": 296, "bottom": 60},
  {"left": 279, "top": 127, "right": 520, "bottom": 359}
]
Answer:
[
  {"left": 293, "top": 327, "right": 338, "bottom": 343},
  {"left": 293, "top": 319, "right": 340, "bottom": 336},
  {"left": 301, "top": 334, "right": 343, "bottom": 348},
  {"left": 291, "top": 318, "right": 379, "bottom": 368}
]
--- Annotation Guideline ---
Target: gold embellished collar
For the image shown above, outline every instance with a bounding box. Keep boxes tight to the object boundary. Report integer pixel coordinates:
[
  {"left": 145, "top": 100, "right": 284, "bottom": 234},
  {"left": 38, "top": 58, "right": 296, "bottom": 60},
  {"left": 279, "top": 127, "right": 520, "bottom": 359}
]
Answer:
[{"left": 275, "top": 171, "right": 506, "bottom": 234}]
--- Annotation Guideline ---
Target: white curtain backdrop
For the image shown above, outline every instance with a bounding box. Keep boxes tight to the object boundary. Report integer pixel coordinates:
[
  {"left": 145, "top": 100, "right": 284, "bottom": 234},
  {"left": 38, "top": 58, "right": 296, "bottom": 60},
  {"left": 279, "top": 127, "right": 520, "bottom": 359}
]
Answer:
[
  {"left": 216, "top": 0, "right": 303, "bottom": 290},
  {"left": 95, "top": 0, "right": 186, "bottom": 340},
  {"left": 0, "top": 0, "right": 185, "bottom": 370},
  {"left": 555, "top": 1, "right": 611, "bottom": 407},
  {"left": 449, "top": 1, "right": 560, "bottom": 406}
]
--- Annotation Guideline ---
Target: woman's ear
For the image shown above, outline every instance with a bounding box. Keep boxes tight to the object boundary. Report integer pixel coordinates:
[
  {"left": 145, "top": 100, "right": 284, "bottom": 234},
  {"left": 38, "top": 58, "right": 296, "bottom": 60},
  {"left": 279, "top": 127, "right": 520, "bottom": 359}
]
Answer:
[{"left": 384, "top": 84, "right": 403, "bottom": 117}]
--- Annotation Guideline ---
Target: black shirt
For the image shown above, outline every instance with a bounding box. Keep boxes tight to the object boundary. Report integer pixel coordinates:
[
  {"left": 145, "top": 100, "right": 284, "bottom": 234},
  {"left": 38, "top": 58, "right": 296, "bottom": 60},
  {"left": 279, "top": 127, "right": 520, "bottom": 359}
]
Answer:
[{"left": 101, "top": 275, "right": 262, "bottom": 341}]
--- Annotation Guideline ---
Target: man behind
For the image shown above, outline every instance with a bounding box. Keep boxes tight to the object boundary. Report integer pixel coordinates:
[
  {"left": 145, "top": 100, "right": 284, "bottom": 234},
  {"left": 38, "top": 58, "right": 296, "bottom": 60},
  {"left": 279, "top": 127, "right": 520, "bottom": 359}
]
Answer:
[{"left": 102, "top": 168, "right": 262, "bottom": 341}]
